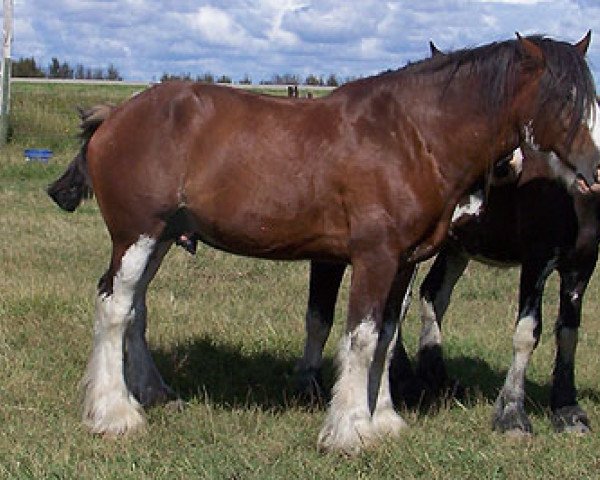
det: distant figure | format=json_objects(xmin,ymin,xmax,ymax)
[
  {"xmin": 176, "ymin": 233, "xmax": 198, "ymax": 255},
  {"xmin": 307, "ymin": 92, "xmax": 313, "ymax": 99}
]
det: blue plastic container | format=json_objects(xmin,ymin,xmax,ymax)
[{"xmin": 24, "ymin": 148, "xmax": 53, "ymax": 163}]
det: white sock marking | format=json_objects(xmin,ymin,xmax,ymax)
[{"xmin": 82, "ymin": 235, "xmax": 156, "ymax": 436}]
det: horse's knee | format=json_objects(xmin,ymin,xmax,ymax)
[{"xmin": 513, "ymin": 315, "xmax": 538, "ymax": 353}]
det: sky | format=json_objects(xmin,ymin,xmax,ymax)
[{"xmin": 4, "ymin": 0, "xmax": 600, "ymax": 84}]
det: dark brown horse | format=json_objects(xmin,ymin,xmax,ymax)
[{"xmin": 49, "ymin": 33, "xmax": 598, "ymax": 454}]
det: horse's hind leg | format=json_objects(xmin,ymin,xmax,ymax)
[
  {"xmin": 295, "ymin": 261, "xmax": 345, "ymax": 404},
  {"xmin": 414, "ymin": 244, "xmax": 468, "ymax": 400},
  {"xmin": 82, "ymin": 235, "xmax": 164, "ymax": 436},
  {"xmin": 550, "ymin": 258, "xmax": 596, "ymax": 433},
  {"xmin": 124, "ymin": 240, "xmax": 178, "ymax": 408}
]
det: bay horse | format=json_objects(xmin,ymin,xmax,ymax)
[
  {"xmin": 407, "ymin": 141, "xmax": 600, "ymax": 435},
  {"xmin": 48, "ymin": 33, "xmax": 599, "ymax": 455}
]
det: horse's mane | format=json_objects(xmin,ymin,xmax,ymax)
[{"xmin": 343, "ymin": 35, "xmax": 596, "ymax": 147}]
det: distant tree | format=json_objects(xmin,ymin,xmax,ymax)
[
  {"xmin": 74, "ymin": 64, "xmax": 85, "ymax": 79},
  {"xmin": 105, "ymin": 64, "xmax": 122, "ymax": 81},
  {"xmin": 263, "ymin": 73, "xmax": 300, "ymax": 85},
  {"xmin": 326, "ymin": 74, "xmax": 339, "ymax": 87},
  {"xmin": 47, "ymin": 57, "xmax": 73, "ymax": 79},
  {"xmin": 12, "ymin": 57, "xmax": 44, "ymax": 77},
  {"xmin": 92, "ymin": 68, "xmax": 104, "ymax": 80},
  {"xmin": 238, "ymin": 74, "xmax": 252, "ymax": 85},
  {"xmin": 197, "ymin": 72, "xmax": 215, "ymax": 84},
  {"xmin": 47, "ymin": 58, "xmax": 61, "ymax": 78},
  {"xmin": 161, "ymin": 72, "xmax": 194, "ymax": 82},
  {"xmin": 305, "ymin": 74, "xmax": 323, "ymax": 86},
  {"xmin": 343, "ymin": 75, "xmax": 361, "ymax": 84},
  {"xmin": 61, "ymin": 62, "xmax": 74, "ymax": 79},
  {"xmin": 216, "ymin": 74, "xmax": 232, "ymax": 84}
]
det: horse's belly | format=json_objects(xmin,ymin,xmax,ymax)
[{"xmin": 187, "ymin": 204, "xmax": 350, "ymax": 261}]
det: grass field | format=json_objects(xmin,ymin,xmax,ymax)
[{"xmin": 2, "ymin": 81, "xmax": 600, "ymax": 479}]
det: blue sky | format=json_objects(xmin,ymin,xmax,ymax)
[{"xmin": 5, "ymin": 0, "xmax": 600, "ymax": 84}]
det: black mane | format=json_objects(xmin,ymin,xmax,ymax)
[{"xmin": 351, "ymin": 35, "xmax": 597, "ymax": 147}]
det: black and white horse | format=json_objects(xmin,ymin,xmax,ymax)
[
  {"xmin": 408, "ymin": 143, "xmax": 600, "ymax": 435},
  {"xmin": 296, "ymin": 140, "xmax": 600, "ymax": 436}
]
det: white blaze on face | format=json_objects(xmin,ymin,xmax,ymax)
[{"xmin": 588, "ymin": 101, "xmax": 600, "ymax": 153}]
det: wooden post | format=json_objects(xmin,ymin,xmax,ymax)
[{"xmin": 0, "ymin": 0, "xmax": 13, "ymax": 146}]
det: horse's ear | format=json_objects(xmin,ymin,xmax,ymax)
[
  {"xmin": 516, "ymin": 32, "xmax": 544, "ymax": 65},
  {"xmin": 429, "ymin": 41, "xmax": 443, "ymax": 58},
  {"xmin": 574, "ymin": 30, "xmax": 592, "ymax": 56}
]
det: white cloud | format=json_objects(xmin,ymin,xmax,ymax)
[
  {"xmin": 188, "ymin": 6, "xmax": 246, "ymax": 47},
  {"xmin": 2, "ymin": 0, "xmax": 599, "ymax": 83}
]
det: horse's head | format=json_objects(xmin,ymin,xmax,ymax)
[{"xmin": 513, "ymin": 32, "xmax": 599, "ymax": 193}]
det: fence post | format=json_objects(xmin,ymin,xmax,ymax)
[{"xmin": 0, "ymin": 0, "xmax": 13, "ymax": 146}]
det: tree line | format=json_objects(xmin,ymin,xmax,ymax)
[
  {"xmin": 162, "ymin": 72, "xmax": 346, "ymax": 87},
  {"xmin": 12, "ymin": 56, "xmax": 354, "ymax": 86},
  {"xmin": 12, "ymin": 57, "xmax": 122, "ymax": 81}
]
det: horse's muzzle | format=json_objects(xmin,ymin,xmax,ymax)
[{"xmin": 575, "ymin": 165, "xmax": 600, "ymax": 195}]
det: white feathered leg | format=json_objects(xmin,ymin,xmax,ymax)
[
  {"xmin": 82, "ymin": 236, "xmax": 155, "ymax": 436},
  {"xmin": 317, "ymin": 318, "xmax": 380, "ymax": 455}
]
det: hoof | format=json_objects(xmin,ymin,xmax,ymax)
[
  {"xmin": 551, "ymin": 405, "xmax": 591, "ymax": 434},
  {"xmin": 294, "ymin": 367, "xmax": 329, "ymax": 407},
  {"xmin": 164, "ymin": 398, "xmax": 187, "ymax": 413},
  {"xmin": 372, "ymin": 406, "xmax": 408, "ymax": 437},
  {"xmin": 317, "ymin": 411, "xmax": 375, "ymax": 456},
  {"xmin": 135, "ymin": 384, "xmax": 178, "ymax": 408},
  {"xmin": 415, "ymin": 345, "xmax": 457, "ymax": 397},
  {"xmin": 443, "ymin": 379, "xmax": 466, "ymax": 402},
  {"xmin": 503, "ymin": 428, "xmax": 533, "ymax": 441},
  {"xmin": 492, "ymin": 401, "xmax": 533, "ymax": 435},
  {"xmin": 83, "ymin": 394, "xmax": 146, "ymax": 437}
]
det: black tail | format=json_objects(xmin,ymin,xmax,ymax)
[{"xmin": 47, "ymin": 104, "xmax": 114, "ymax": 212}]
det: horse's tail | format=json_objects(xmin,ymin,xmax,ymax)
[{"xmin": 47, "ymin": 104, "xmax": 115, "ymax": 212}]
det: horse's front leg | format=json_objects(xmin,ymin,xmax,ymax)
[
  {"xmin": 295, "ymin": 261, "xmax": 346, "ymax": 404},
  {"xmin": 550, "ymin": 256, "xmax": 597, "ymax": 433},
  {"xmin": 492, "ymin": 257, "xmax": 554, "ymax": 435},
  {"xmin": 317, "ymin": 250, "xmax": 408, "ymax": 455},
  {"xmin": 551, "ymin": 194, "xmax": 600, "ymax": 433}
]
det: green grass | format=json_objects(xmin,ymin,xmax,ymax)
[{"xmin": 1, "ymin": 81, "xmax": 600, "ymax": 479}]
